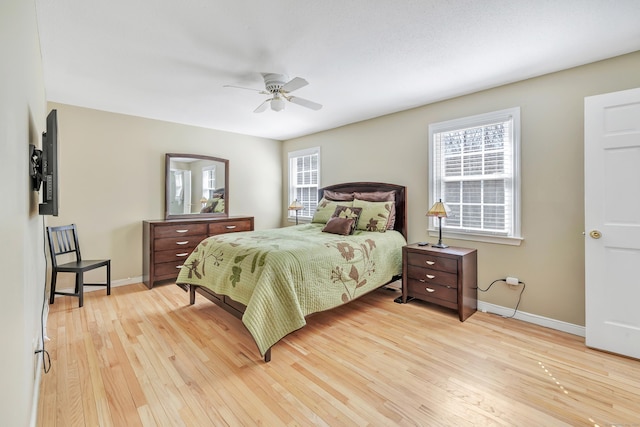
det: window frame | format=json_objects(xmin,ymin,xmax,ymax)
[
  {"xmin": 201, "ymin": 165, "xmax": 216, "ymax": 200},
  {"xmin": 428, "ymin": 107, "xmax": 522, "ymax": 246},
  {"xmin": 288, "ymin": 147, "xmax": 321, "ymax": 223}
]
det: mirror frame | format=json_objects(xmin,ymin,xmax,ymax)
[{"xmin": 165, "ymin": 153, "xmax": 229, "ymax": 220}]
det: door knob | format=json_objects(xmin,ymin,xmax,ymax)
[{"xmin": 589, "ymin": 230, "xmax": 602, "ymax": 239}]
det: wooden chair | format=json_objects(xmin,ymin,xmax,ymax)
[{"xmin": 47, "ymin": 224, "xmax": 111, "ymax": 307}]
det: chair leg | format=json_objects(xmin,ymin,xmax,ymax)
[
  {"xmin": 106, "ymin": 260, "xmax": 111, "ymax": 296},
  {"xmin": 49, "ymin": 271, "xmax": 57, "ymax": 304},
  {"xmin": 78, "ymin": 273, "xmax": 84, "ymax": 308}
]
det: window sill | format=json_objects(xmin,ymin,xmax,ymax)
[
  {"xmin": 427, "ymin": 230, "xmax": 523, "ymax": 246},
  {"xmin": 287, "ymin": 217, "xmax": 311, "ymax": 224}
]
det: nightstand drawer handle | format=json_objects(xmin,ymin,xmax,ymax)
[
  {"xmin": 425, "ymin": 287, "xmax": 435, "ymax": 293},
  {"xmin": 426, "ymin": 274, "xmax": 435, "ymax": 279},
  {"xmin": 176, "ymin": 252, "xmax": 189, "ymax": 257},
  {"xmin": 176, "ymin": 241, "xmax": 189, "ymax": 245},
  {"xmin": 425, "ymin": 260, "xmax": 435, "ymax": 265},
  {"xmin": 176, "ymin": 229, "xmax": 189, "ymax": 233},
  {"xmin": 176, "ymin": 265, "xmax": 184, "ymax": 269},
  {"xmin": 225, "ymin": 225, "xmax": 237, "ymax": 229}
]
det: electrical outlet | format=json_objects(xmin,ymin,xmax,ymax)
[{"xmin": 506, "ymin": 276, "xmax": 520, "ymax": 286}]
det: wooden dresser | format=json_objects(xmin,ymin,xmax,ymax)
[
  {"xmin": 142, "ymin": 216, "xmax": 254, "ymax": 288},
  {"xmin": 401, "ymin": 243, "xmax": 477, "ymax": 321}
]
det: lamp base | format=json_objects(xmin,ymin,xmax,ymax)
[{"xmin": 431, "ymin": 243, "xmax": 448, "ymax": 249}]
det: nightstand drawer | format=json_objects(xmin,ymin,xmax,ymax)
[
  {"xmin": 407, "ymin": 279, "xmax": 457, "ymax": 304},
  {"xmin": 407, "ymin": 265, "xmax": 457, "ymax": 288},
  {"xmin": 406, "ymin": 252, "xmax": 458, "ymax": 273}
]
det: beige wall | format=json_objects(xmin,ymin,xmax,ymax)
[
  {"xmin": 282, "ymin": 51, "xmax": 640, "ymax": 326},
  {"xmin": 0, "ymin": 0, "xmax": 47, "ymax": 425},
  {"xmin": 46, "ymin": 104, "xmax": 282, "ymax": 286}
]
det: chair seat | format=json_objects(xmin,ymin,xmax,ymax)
[{"xmin": 56, "ymin": 259, "xmax": 110, "ymax": 272}]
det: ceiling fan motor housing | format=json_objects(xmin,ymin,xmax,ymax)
[{"xmin": 263, "ymin": 73, "xmax": 287, "ymax": 93}]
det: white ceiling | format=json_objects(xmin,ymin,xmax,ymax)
[{"xmin": 35, "ymin": 0, "xmax": 640, "ymax": 141}]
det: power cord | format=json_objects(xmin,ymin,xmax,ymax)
[
  {"xmin": 478, "ymin": 278, "xmax": 526, "ymax": 319},
  {"xmin": 37, "ymin": 216, "xmax": 51, "ymax": 374}
]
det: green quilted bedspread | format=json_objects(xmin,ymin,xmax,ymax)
[{"xmin": 176, "ymin": 223, "xmax": 406, "ymax": 356}]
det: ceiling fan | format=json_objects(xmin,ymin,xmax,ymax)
[{"xmin": 224, "ymin": 73, "xmax": 322, "ymax": 113}]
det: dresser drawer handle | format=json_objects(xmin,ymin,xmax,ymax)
[
  {"xmin": 425, "ymin": 287, "xmax": 435, "ymax": 293},
  {"xmin": 426, "ymin": 274, "xmax": 435, "ymax": 279},
  {"xmin": 176, "ymin": 229, "xmax": 189, "ymax": 233},
  {"xmin": 425, "ymin": 260, "xmax": 435, "ymax": 265},
  {"xmin": 176, "ymin": 241, "xmax": 189, "ymax": 245},
  {"xmin": 225, "ymin": 225, "xmax": 237, "ymax": 229},
  {"xmin": 176, "ymin": 252, "xmax": 189, "ymax": 257}
]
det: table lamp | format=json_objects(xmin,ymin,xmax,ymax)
[
  {"xmin": 426, "ymin": 198, "xmax": 451, "ymax": 248},
  {"xmin": 288, "ymin": 199, "xmax": 304, "ymax": 225}
]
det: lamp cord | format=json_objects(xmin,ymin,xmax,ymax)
[
  {"xmin": 37, "ymin": 216, "xmax": 52, "ymax": 374},
  {"xmin": 478, "ymin": 278, "xmax": 526, "ymax": 319}
]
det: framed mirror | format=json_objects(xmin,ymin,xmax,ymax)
[{"xmin": 165, "ymin": 153, "xmax": 229, "ymax": 219}]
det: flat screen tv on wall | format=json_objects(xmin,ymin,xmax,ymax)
[{"xmin": 30, "ymin": 109, "xmax": 59, "ymax": 216}]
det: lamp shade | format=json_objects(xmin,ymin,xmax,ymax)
[
  {"xmin": 288, "ymin": 199, "xmax": 304, "ymax": 210},
  {"xmin": 426, "ymin": 199, "xmax": 451, "ymax": 218}
]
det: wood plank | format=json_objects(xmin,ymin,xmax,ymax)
[{"xmin": 36, "ymin": 282, "xmax": 640, "ymax": 426}]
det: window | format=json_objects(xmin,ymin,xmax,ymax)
[
  {"xmin": 429, "ymin": 107, "xmax": 522, "ymax": 245},
  {"xmin": 202, "ymin": 165, "xmax": 216, "ymax": 199},
  {"xmin": 288, "ymin": 147, "xmax": 320, "ymax": 222}
]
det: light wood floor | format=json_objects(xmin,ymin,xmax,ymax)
[{"xmin": 37, "ymin": 282, "xmax": 640, "ymax": 426}]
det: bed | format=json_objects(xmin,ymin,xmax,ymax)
[{"xmin": 176, "ymin": 182, "xmax": 407, "ymax": 361}]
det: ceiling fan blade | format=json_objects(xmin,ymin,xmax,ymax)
[
  {"xmin": 224, "ymin": 84, "xmax": 268, "ymax": 94},
  {"xmin": 253, "ymin": 100, "xmax": 269, "ymax": 113},
  {"xmin": 288, "ymin": 96, "xmax": 322, "ymax": 111},
  {"xmin": 281, "ymin": 77, "xmax": 308, "ymax": 93}
]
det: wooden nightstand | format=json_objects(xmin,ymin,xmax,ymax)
[{"xmin": 401, "ymin": 243, "xmax": 477, "ymax": 321}]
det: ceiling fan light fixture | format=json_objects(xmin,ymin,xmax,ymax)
[{"xmin": 271, "ymin": 96, "xmax": 285, "ymax": 112}]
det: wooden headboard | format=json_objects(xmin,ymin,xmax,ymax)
[{"xmin": 319, "ymin": 182, "xmax": 407, "ymax": 240}]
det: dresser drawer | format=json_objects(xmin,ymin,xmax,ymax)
[
  {"xmin": 407, "ymin": 265, "xmax": 457, "ymax": 288},
  {"xmin": 154, "ymin": 248, "xmax": 194, "ymax": 264},
  {"xmin": 154, "ymin": 235, "xmax": 205, "ymax": 251},
  {"xmin": 154, "ymin": 223, "xmax": 208, "ymax": 238},
  {"xmin": 407, "ymin": 279, "xmax": 457, "ymax": 304},
  {"xmin": 209, "ymin": 219, "xmax": 252, "ymax": 235},
  {"xmin": 406, "ymin": 251, "xmax": 458, "ymax": 273},
  {"xmin": 154, "ymin": 260, "xmax": 186, "ymax": 278}
]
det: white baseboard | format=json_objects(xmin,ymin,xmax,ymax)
[
  {"xmin": 52, "ymin": 276, "xmax": 143, "ymax": 295},
  {"xmin": 477, "ymin": 301, "xmax": 585, "ymax": 337}
]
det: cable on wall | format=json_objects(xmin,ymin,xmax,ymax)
[
  {"xmin": 478, "ymin": 278, "xmax": 526, "ymax": 319},
  {"xmin": 36, "ymin": 216, "xmax": 51, "ymax": 374}
]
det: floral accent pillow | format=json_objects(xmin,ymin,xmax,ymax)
[
  {"xmin": 331, "ymin": 205, "xmax": 362, "ymax": 234},
  {"xmin": 353, "ymin": 199, "xmax": 392, "ymax": 232},
  {"xmin": 312, "ymin": 198, "xmax": 352, "ymax": 224},
  {"xmin": 353, "ymin": 191, "xmax": 396, "ymax": 229}
]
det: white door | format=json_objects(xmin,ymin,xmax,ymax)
[{"xmin": 584, "ymin": 87, "xmax": 640, "ymax": 359}]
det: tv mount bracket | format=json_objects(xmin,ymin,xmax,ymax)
[{"xmin": 29, "ymin": 144, "xmax": 43, "ymax": 191}]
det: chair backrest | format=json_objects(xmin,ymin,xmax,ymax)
[{"xmin": 47, "ymin": 224, "xmax": 82, "ymax": 267}]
